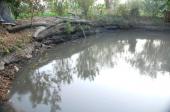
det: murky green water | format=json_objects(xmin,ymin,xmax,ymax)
[{"xmin": 2, "ymin": 30, "xmax": 170, "ymax": 112}]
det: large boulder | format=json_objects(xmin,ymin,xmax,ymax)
[{"xmin": 0, "ymin": 0, "xmax": 15, "ymax": 25}]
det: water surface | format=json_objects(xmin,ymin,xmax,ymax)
[{"xmin": 3, "ymin": 30, "xmax": 170, "ymax": 112}]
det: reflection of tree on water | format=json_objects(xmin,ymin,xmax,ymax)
[
  {"xmin": 76, "ymin": 44, "xmax": 116, "ymax": 80},
  {"xmin": 9, "ymin": 36, "xmax": 123, "ymax": 112},
  {"xmin": 10, "ymin": 31, "xmax": 170, "ymax": 112},
  {"xmin": 128, "ymin": 38, "xmax": 137, "ymax": 53},
  {"xmin": 129, "ymin": 39, "xmax": 170, "ymax": 78},
  {"xmin": 77, "ymin": 50, "xmax": 99, "ymax": 81},
  {"xmin": 11, "ymin": 70, "xmax": 62, "ymax": 112}
]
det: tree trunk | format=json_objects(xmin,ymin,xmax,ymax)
[
  {"xmin": 0, "ymin": 0, "xmax": 15, "ymax": 25},
  {"xmin": 165, "ymin": 11, "xmax": 170, "ymax": 22},
  {"xmin": 104, "ymin": 0, "xmax": 112, "ymax": 9}
]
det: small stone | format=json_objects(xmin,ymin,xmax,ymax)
[
  {"xmin": 25, "ymin": 54, "xmax": 32, "ymax": 59},
  {"xmin": 14, "ymin": 66, "xmax": 19, "ymax": 72},
  {"xmin": 0, "ymin": 61, "xmax": 5, "ymax": 70},
  {"xmin": 7, "ymin": 90, "xmax": 10, "ymax": 94}
]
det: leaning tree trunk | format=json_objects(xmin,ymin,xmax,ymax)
[{"xmin": 0, "ymin": 0, "xmax": 15, "ymax": 25}]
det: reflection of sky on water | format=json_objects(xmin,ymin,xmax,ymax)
[{"xmin": 6, "ymin": 31, "xmax": 170, "ymax": 112}]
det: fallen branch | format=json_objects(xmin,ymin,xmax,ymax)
[
  {"xmin": 55, "ymin": 16, "xmax": 94, "ymax": 26},
  {"xmin": 7, "ymin": 23, "xmax": 49, "ymax": 33},
  {"xmin": 33, "ymin": 18, "xmax": 95, "ymax": 41}
]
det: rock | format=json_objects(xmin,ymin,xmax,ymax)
[
  {"xmin": 25, "ymin": 54, "xmax": 32, "ymax": 59},
  {"xmin": 42, "ymin": 44, "xmax": 52, "ymax": 49},
  {"xmin": 14, "ymin": 66, "xmax": 19, "ymax": 72},
  {"xmin": 18, "ymin": 44, "xmax": 34, "ymax": 59},
  {"xmin": 0, "ymin": 16, "xmax": 4, "ymax": 22},
  {"xmin": 0, "ymin": 61, "xmax": 5, "ymax": 70},
  {"xmin": 0, "ymin": 1, "xmax": 16, "ymax": 25}
]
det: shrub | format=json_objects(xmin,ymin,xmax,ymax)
[
  {"xmin": 116, "ymin": 4, "xmax": 129, "ymax": 17},
  {"xmin": 65, "ymin": 22, "xmax": 74, "ymax": 34},
  {"xmin": 75, "ymin": 0, "xmax": 95, "ymax": 17},
  {"xmin": 55, "ymin": 0, "xmax": 68, "ymax": 16},
  {"xmin": 128, "ymin": 0, "xmax": 141, "ymax": 17},
  {"xmin": 143, "ymin": 0, "xmax": 163, "ymax": 17}
]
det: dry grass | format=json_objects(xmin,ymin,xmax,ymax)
[{"xmin": 0, "ymin": 26, "xmax": 32, "ymax": 55}]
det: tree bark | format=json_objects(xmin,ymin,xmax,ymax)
[
  {"xmin": 165, "ymin": 11, "xmax": 170, "ymax": 22},
  {"xmin": 7, "ymin": 23, "xmax": 49, "ymax": 33},
  {"xmin": 33, "ymin": 18, "xmax": 94, "ymax": 41},
  {"xmin": 104, "ymin": 0, "xmax": 113, "ymax": 9}
]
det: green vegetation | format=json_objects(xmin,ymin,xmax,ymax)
[
  {"xmin": 3, "ymin": 0, "xmax": 170, "ymax": 20},
  {"xmin": 66, "ymin": 22, "xmax": 74, "ymax": 34},
  {"xmin": 142, "ymin": 0, "xmax": 163, "ymax": 17},
  {"xmin": 76, "ymin": 0, "xmax": 95, "ymax": 17}
]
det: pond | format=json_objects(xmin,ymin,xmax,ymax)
[{"xmin": 1, "ymin": 30, "xmax": 170, "ymax": 112}]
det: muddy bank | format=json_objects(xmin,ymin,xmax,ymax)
[
  {"xmin": 0, "ymin": 64, "xmax": 18, "ymax": 103},
  {"xmin": 0, "ymin": 16, "xmax": 170, "ymax": 104},
  {"xmin": 0, "ymin": 42, "xmax": 41, "ymax": 103}
]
